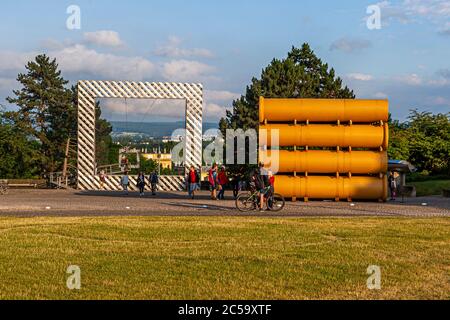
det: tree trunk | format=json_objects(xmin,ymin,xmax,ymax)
[{"xmin": 62, "ymin": 137, "xmax": 71, "ymax": 178}]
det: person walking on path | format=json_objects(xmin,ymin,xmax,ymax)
[
  {"xmin": 208, "ymin": 164, "xmax": 219, "ymax": 200},
  {"xmin": 217, "ymin": 166, "xmax": 228, "ymax": 200},
  {"xmin": 121, "ymin": 172, "xmax": 130, "ymax": 196},
  {"xmin": 187, "ymin": 166, "xmax": 200, "ymax": 199},
  {"xmin": 149, "ymin": 171, "xmax": 159, "ymax": 196},
  {"xmin": 137, "ymin": 172, "xmax": 146, "ymax": 196}
]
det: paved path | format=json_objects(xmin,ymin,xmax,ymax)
[{"xmin": 0, "ymin": 189, "xmax": 449, "ymax": 217}]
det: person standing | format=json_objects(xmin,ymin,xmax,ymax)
[
  {"xmin": 99, "ymin": 170, "xmax": 106, "ymax": 190},
  {"xmin": 252, "ymin": 164, "xmax": 269, "ymax": 212},
  {"xmin": 388, "ymin": 172, "xmax": 397, "ymax": 201},
  {"xmin": 187, "ymin": 166, "xmax": 200, "ymax": 199},
  {"xmin": 149, "ymin": 171, "xmax": 159, "ymax": 196},
  {"xmin": 121, "ymin": 172, "xmax": 129, "ymax": 196},
  {"xmin": 208, "ymin": 164, "xmax": 219, "ymax": 200},
  {"xmin": 217, "ymin": 166, "xmax": 228, "ymax": 200},
  {"xmin": 137, "ymin": 172, "xmax": 146, "ymax": 196}
]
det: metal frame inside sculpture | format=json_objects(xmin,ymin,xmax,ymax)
[{"xmin": 77, "ymin": 80, "xmax": 203, "ymax": 191}]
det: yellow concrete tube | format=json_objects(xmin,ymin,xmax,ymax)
[
  {"xmin": 260, "ymin": 123, "xmax": 389, "ymax": 149},
  {"xmin": 259, "ymin": 97, "xmax": 389, "ymax": 123},
  {"xmin": 260, "ymin": 150, "xmax": 388, "ymax": 174},
  {"xmin": 274, "ymin": 175, "xmax": 388, "ymax": 201}
]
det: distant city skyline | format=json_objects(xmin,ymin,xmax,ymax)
[{"xmin": 1, "ymin": 0, "xmax": 450, "ymax": 122}]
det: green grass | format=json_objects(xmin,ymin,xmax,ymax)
[
  {"xmin": 410, "ymin": 180, "xmax": 450, "ymax": 196},
  {"xmin": 0, "ymin": 217, "xmax": 449, "ymax": 300}
]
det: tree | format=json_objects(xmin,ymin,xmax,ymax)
[
  {"xmin": 6, "ymin": 54, "xmax": 75, "ymax": 175},
  {"xmin": 0, "ymin": 108, "xmax": 41, "ymax": 178},
  {"xmin": 220, "ymin": 43, "xmax": 355, "ymax": 173},
  {"xmin": 407, "ymin": 110, "xmax": 450, "ymax": 175}
]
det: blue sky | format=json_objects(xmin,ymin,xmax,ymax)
[{"xmin": 1, "ymin": 0, "xmax": 449, "ymax": 121}]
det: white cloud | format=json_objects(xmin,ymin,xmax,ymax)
[
  {"xmin": 154, "ymin": 36, "xmax": 214, "ymax": 58},
  {"xmin": 330, "ymin": 38, "xmax": 371, "ymax": 53},
  {"xmin": 204, "ymin": 103, "xmax": 229, "ymax": 121},
  {"xmin": 162, "ymin": 59, "xmax": 217, "ymax": 82},
  {"xmin": 346, "ymin": 73, "xmax": 374, "ymax": 81},
  {"xmin": 0, "ymin": 51, "xmax": 35, "ymax": 74},
  {"xmin": 373, "ymin": 92, "xmax": 388, "ymax": 99},
  {"xmin": 374, "ymin": 1, "xmax": 450, "ymax": 31},
  {"xmin": 204, "ymin": 90, "xmax": 240, "ymax": 101},
  {"xmin": 395, "ymin": 73, "xmax": 422, "ymax": 85},
  {"xmin": 83, "ymin": 30, "xmax": 125, "ymax": 48},
  {"xmin": 51, "ymin": 44, "xmax": 155, "ymax": 80}
]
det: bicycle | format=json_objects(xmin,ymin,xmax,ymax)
[{"xmin": 235, "ymin": 185, "xmax": 285, "ymax": 212}]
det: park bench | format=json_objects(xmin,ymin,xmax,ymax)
[
  {"xmin": 6, "ymin": 179, "xmax": 47, "ymax": 189},
  {"xmin": 399, "ymin": 185, "xmax": 416, "ymax": 203}
]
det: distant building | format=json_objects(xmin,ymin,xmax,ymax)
[
  {"xmin": 162, "ymin": 135, "xmax": 184, "ymax": 143},
  {"xmin": 143, "ymin": 153, "xmax": 172, "ymax": 170}
]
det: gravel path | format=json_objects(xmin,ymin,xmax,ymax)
[{"xmin": 0, "ymin": 189, "xmax": 449, "ymax": 217}]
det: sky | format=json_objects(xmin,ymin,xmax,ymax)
[{"xmin": 0, "ymin": 0, "xmax": 449, "ymax": 122}]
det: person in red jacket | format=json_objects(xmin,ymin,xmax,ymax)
[
  {"xmin": 268, "ymin": 170, "xmax": 275, "ymax": 195},
  {"xmin": 217, "ymin": 166, "xmax": 228, "ymax": 200},
  {"xmin": 187, "ymin": 166, "xmax": 200, "ymax": 199}
]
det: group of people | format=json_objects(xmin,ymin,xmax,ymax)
[
  {"xmin": 118, "ymin": 171, "xmax": 159, "ymax": 196},
  {"xmin": 207, "ymin": 164, "xmax": 230, "ymax": 200},
  {"xmin": 104, "ymin": 163, "xmax": 275, "ymax": 204}
]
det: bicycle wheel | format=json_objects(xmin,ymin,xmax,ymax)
[
  {"xmin": 267, "ymin": 193, "xmax": 285, "ymax": 212},
  {"xmin": 235, "ymin": 193, "xmax": 256, "ymax": 212}
]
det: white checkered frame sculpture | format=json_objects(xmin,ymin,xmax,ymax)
[{"xmin": 77, "ymin": 81, "xmax": 203, "ymax": 191}]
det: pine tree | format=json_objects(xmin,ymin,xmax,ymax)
[{"xmin": 7, "ymin": 54, "xmax": 75, "ymax": 175}]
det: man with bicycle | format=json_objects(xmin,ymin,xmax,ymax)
[{"xmin": 251, "ymin": 164, "xmax": 270, "ymax": 212}]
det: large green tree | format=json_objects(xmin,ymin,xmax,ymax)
[
  {"xmin": 0, "ymin": 107, "xmax": 41, "ymax": 178},
  {"xmin": 6, "ymin": 54, "xmax": 76, "ymax": 175}
]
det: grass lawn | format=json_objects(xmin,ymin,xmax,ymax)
[
  {"xmin": 0, "ymin": 216, "xmax": 448, "ymax": 300},
  {"xmin": 410, "ymin": 180, "xmax": 450, "ymax": 197}
]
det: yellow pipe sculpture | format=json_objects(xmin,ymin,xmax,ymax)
[
  {"xmin": 260, "ymin": 150, "xmax": 388, "ymax": 174},
  {"xmin": 260, "ymin": 123, "xmax": 389, "ymax": 149},
  {"xmin": 273, "ymin": 175, "xmax": 388, "ymax": 201},
  {"xmin": 259, "ymin": 97, "xmax": 389, "ymax": 123}
]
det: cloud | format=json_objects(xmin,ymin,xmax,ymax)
[
  {"xmin": 204, "ymin": 90, "xmax": 240, "ymax": 101},
  {"xmin": 373, "ymin": 1, "xmax": 450, "ymax": 31},
  {"xmin": 330, "ymin": 38, "xmax": 371, "ymax": 53},
  {"xmin": 394, "ymin": 73, "xmax": 423, "ymax": 86},
  {"xmin": 204, "ymin": 103, "xmax": 228, "ymax": 121},
  {"xmin": 83, "ymin": 30, "xmax": 125, "ymax": 48},
  {"xmin": 50, "ymin": 44, "xmax": 155, "ymax": 80},
  {"xmin": 154, "ymin": 36, "xmax": 214, "ymax": 58},
  {"xmin": 0, "ymin": 51, "xmax": 35, "ymax": 75},
  {"xmin": 373, "ymin": 92, "xmax": 389, "ymax": 99},
  {"xmin": 346, "ymin": 73, "xmax": 374, "ymax": 81},
  {"xmin": 162, "ymin": 59, "xmax": 217, "ymax": 82}
]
